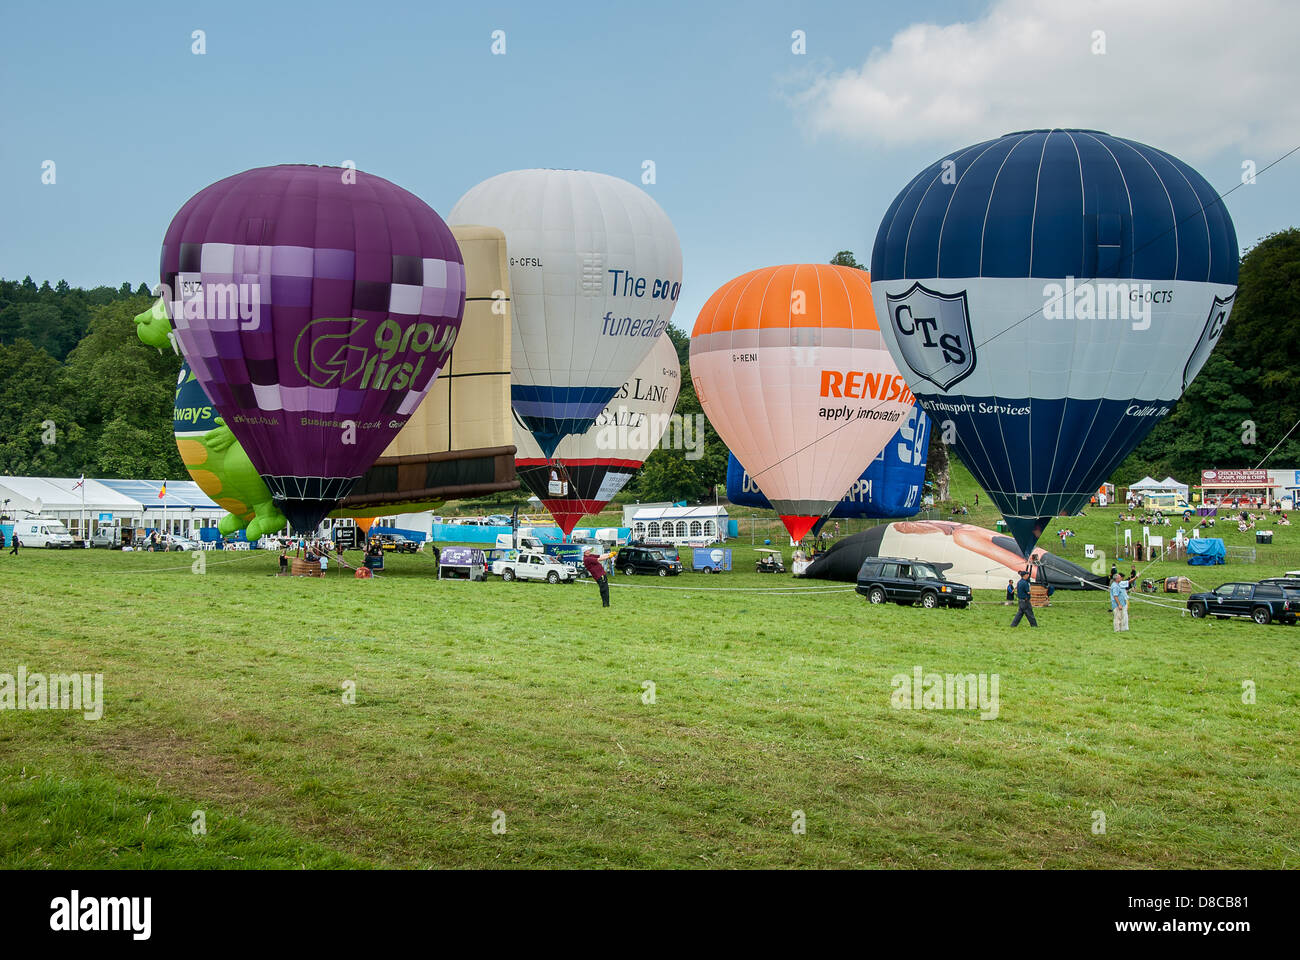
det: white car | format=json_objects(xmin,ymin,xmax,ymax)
[{"xmin": 493, "ymin": 551, "xmax": 576, "ymax": 584}]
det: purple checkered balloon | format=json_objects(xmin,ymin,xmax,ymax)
[{"xmin": 160, "ymin": 164, "xmax": 465, "ymax": 532}]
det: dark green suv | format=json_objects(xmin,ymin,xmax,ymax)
[
  {"xmin": 855, "ymin": 557, "xmax": 971, "ymax": 609},
  {"xmin": 614, "ymin": 546, "xmax": 682, "ymax": 576}
]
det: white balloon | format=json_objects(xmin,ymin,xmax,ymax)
[{"xmin": 449, "ymin": 169, "xmax": 682, "ymax": 457}]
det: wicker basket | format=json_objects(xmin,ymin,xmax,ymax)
[{"xmin": 291, "ymin": 558, "xmax": 322, "ymax": 577}]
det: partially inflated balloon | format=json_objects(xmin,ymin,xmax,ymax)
[
  {"xmin": 871, "ymin": 129, "xmax": 1238, "ymax": 555},
  {"xmin": 513, "ymin": 335, "xmax": 681, "ymax": 533},
  {"xmin": 448, "ymin": 169, "xmax": 682, "ymax": 457},
  {"xmin": 691, "ymin": 264, "xmax": 915, "ymax": 541},
  {"xmin": 159, "ymin": 164, "xmax": 465, "ymax": 532}
]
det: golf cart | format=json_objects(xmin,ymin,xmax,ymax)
[{"xmin": 755, "ymin": 548, "xmax": 785, "ymax": 573}]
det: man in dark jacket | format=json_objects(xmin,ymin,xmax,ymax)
[
  {"xmin": 1010, "ymin": 570, "xmax": 1037, "ymax": 627},
  {"xmin": 583, "ymin": 548, "xmax": 612, "ymax": 608}
]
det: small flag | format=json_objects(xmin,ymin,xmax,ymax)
[
  {"xmin": 158, "ymin": 482, "xmax": 167, "ymax": 499},
  {"xmin": 72, "ymin": 475, "xmax": 84, "ymax": 490}
]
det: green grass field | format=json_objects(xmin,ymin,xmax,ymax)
[{"xmin": 3, "ymin": 471, "xmax": 1299, "ymax": 869}]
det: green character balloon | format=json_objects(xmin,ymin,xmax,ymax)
[{"xmin": 136, "ymin": 302, "xmax": 287, "ymax": 538}]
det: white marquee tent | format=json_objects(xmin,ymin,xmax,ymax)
[{"xmin": 0, "ymin": 477, "xmax": 226, "ymax": 538}]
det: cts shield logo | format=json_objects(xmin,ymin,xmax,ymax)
[
  {"xmin": 1183, "ymin": 293, "xmax": 1236, "ymax": 390},
  {"xmin": 885, "ymin": 283, "xmax": 976, "ymax": 390}
]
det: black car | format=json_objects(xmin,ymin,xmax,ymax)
[
  {"xmin": 1187, "ymin": 582, "xmax": 1297, "ymax": 624},
  {"xmin": 855, "ymin": 557, "xmax": 972, "ymax": 609},
  {"xmin": 614, "ymin": 546, "xmax": 682, "ymax": 576},
  {"xmin": 372, "ymin": 534, "xmax": 419, "ymax": 554}
]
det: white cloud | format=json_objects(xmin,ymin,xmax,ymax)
[{"xmin": 793, "ymin": 0, "xmax": 1300, "ymax": 159}]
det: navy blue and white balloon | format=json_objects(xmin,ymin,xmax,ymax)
[{"xmin": 871, "ymin": 128, "xmax": 1238, "ymax": 556}]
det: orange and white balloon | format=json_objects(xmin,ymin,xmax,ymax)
[{"xmin": 690, "ymin": 264, "xmax": 915, "ymax": 541}]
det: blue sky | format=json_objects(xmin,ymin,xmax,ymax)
[{"xmin": 1, "ymin": 0, "xmax": 1295, "ymax": 333}]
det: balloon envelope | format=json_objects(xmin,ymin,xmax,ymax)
[
  {"xmin": 160, "ymin": 164, "xmax": 465, "ymax": 532},
  {"xmin": 871, "ymin": 129, "xmax": 1238, "ymax": 555},
  {"xmin": 800, "ymin": 522, "xmax": 1105, "ymax": 590},
  {"xmin": 727, "ymin": 401, "xmax": 929, "ymax": 519},
  {"xmin": 514, "ymin": 335, "xmax": 681, "ymax": 533},
  {"xmin": 449, "ymin": 169, "xmax": 682, "ymax": 457},
  {"xmin": 691, "ymin": 263, "xmax": 916, "ymax": 541}
]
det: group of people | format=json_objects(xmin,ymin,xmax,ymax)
[
  {"xmin": 278, "ymin": 538, "xmax": 345, "ymax": 576},
  {"xmin": 1235, "ymin": 508, "xmax": 1288, "ymax": 531}
]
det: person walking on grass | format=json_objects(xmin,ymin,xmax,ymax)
[
  {"xmin": 1010, "ymin": 569, "xmax": 1037, "ymax": 627},
  {"xmin": 8, "ymin": 534, "xmax": 19, "ymax": 555},
  {"xmin": 1110, "ymin": 571, "xmax": 1130, "ymax": 632},
  {"xmin": 582, "ymin": 547, "xmax": 613, "ymax": 608}
]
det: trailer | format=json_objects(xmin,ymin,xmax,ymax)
[{"xmin": 692, "ymin": 547, "xmax": 732, "ymax": 573}]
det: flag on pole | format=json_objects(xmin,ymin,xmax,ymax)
[
  {"xmin": 72, "ymin": 475, "xmax": 84, "ymax": 490},
  {"xmin": 158, "ymin": 482, "xmax": 167, "ymax": 499}
]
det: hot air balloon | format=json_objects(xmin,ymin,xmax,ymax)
[
  {"xmin": 448, "ymin": 169, "xmax": 682, "ymax": 457},
  {"xmin": 513, "ymin": 335, "xmax": 681, "ymax": 533},
  {"xmin": 871, "ymin": 129, "xmax": 1238, "ymax": 555},
  {"xmin": 727, "ymin": 401, "xmax": 929, "ymax": 519},
  {"xmin": 158, "ymin": 164, "xmax": 466, "ymax": 532},
  {"xmin": 691, "ymin": 263, "xmax": 916, "ymax": 542},
  {"xmin": 141, "ymin": 225, "xmax": 516, "ymax": 535}
]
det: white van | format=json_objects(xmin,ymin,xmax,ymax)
[
  {"xmin": 495, "ymin": 532, "xmax": 544, "ymax": 552},
  {"xmin": 17, "ymin": 517, "xmax": 75, "ymax": 548}
]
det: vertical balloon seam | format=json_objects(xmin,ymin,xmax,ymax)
[
  {"xmin": 1024, "ymin": 132, "xmax": 1052, "ymax": 278},
  {"xmin": 829, "ymin": 265, "xmax": 867, "ymax": 505},
  {"xmin": 961, "ymin": 143, "xmax": 1022, "ymax": 519},
  {"xmin": 746, "ymin": 267, "xmax": 786, "ymax": 505},
  {"xmin": 976, "ymin": 132, "xmax": 1033, "ymax": 278},
  {"xmin": 584, "ymin": 173, "xmax": 622, "ymax": 430},
  {"xmin": 556, "ymin": 172, "xmax": 580, "ymax": 442},
  {"xmin": 573, "ymin": 173, "xmax": 606, "ymax": 463}
]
